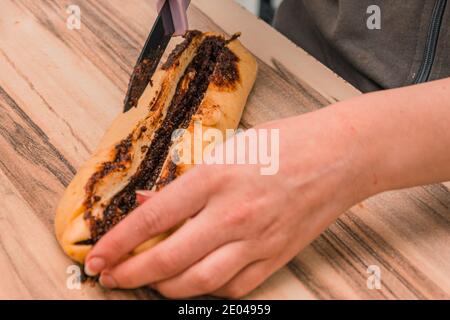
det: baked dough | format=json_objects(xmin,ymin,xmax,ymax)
[{"xmin": 55, "ymin": 31, "xmax": 258, "ymax": 264}]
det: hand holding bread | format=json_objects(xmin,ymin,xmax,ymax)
[{"xmin": 55, "ymin": 31, "xmax": 258, "ymax": 264}]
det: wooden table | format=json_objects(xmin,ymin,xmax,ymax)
[{"xmin": 0, "ymin": 0, "xmax": 449, "ymax": 300}]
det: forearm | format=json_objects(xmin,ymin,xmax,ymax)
[{"xmin": 334, "ymin": 77, "xmax": 450, "ymax": 194}]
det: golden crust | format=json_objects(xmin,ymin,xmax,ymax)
[{"xmin": 55, "ymin": 32, "xmax": 258, "ymax": 264}]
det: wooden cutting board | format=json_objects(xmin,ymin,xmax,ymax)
[{"xmin": 0, "ymin": 0, "xmax": 449, "ymax": 299}]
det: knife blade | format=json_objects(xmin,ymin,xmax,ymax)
[{"xmin": 123, "ymin": 0, "xmax": 175, "ymax": 112}]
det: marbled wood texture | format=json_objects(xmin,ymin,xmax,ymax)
[{"xmin": 0, "ymin": 0, "xmax": 448, "ymax": 299}]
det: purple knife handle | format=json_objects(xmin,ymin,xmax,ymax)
[
  {"xmin": 170, "ymin": 0, "xmax": 190, "ymax": 36},
  {"xmin": 157, "ymin": 0, "xmax": 190, "ymax": 36}
]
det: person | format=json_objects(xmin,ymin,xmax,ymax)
[{"xmin": 83, "ymin": 0, "xmax": 450, "ymax": 298}]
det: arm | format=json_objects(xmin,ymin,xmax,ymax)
[
  {"xmin": 340, "ymin": 77, "xmax": 450, "ymax": 191},
  {"xmin": 84, "ymin": 77, "xmax": 450, "ymax": 298}
]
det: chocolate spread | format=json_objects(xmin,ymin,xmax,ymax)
[
  {"xmin": 212, "ymin": 46, "xmax": 240, "ymax": 88},
  {"xmin": 162, "ymin": 30, "xmax": 202, "ymax": 70},
  {"xmin": 85, "ymin": 33, "xmax": 240, "ymax": 243},
  {"xmin": 124, "ymin": 58, "xmax": 156, "ymax": 112}
]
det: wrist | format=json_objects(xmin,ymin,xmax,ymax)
[
  {"xmin": 333, "ymin": 90, "xmax": 424, "ymax": 197},
  {"xmin": 330, "ymin": 99, "xmax": 392, "ymax": 201},
  {"xmin": 280, "ymin": 103, "xmax": 383, "ymax": 207}
]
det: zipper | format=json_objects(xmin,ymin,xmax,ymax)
[{"xmin": 414, "ymin": 0, "xmax": 447, "ymax": 84}]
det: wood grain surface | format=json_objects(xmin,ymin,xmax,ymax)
[{"xmin": 0, "ymin": 0, "xmax": 449, "ymax": 300}]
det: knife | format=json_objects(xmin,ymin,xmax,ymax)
[{"xmin": 123, "ymin": 0, "xmax": 190, "ymax": 112}]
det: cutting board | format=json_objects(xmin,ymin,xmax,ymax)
[{"xmin": 0, "ymin": 0, "xmax": 449, "ymax": 299}]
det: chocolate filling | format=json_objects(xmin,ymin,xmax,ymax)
[
  {"xmin": 84, "ymin": 135, "xmax": 133, "ymax": 207},
  {"xmin": 86, "ymin": 35, "xmax": 240, "ymax": 243},
  {"xmin": 162, "ymin": 30, "xmax": 202, "ymax": 70},
  {"xmin": 212, "ymin": 46, "xmax": 240, "ymax": 88},
  {"xmin": 124, "ymin": 58, "xmax": 156, "ymax": 112}
]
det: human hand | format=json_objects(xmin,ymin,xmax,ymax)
[{"xmin": 84, "ymin": 104, "xmax": 378, "ymax": 298}]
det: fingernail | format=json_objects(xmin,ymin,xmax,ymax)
[
  {"xmin": 136, "ymin": 190, "xmax": 154, "ymax": 204},
  {"xmin": 135, "ymin": 190, "xmax": 154, "ymax": 197},
  {"xmin": 84, "ymin": 257, "xmax": 106, "ymax": 276},
  {"xmin": 99, "ymin": 272, "xmax": 118, "ymax": 289}
]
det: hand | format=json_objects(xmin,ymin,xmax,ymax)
[
  {"xmin": 84, "ymin": 103, "xmax": 377, "ymax": 298},
  {"xmin": 85, "ymin": 78, "xmax": 450, "ymax": 298}
]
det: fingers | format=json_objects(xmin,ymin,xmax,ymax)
[
  {"xmin": 85, "ymin": 169, "xmax": 211, "ymax": 276},
  {"xmin": 153, "ymin": 241, "xmax": 262, "ymax": 298},
  {"xmin": 212, "ymin": 259, "xmax": 277, "ymax": 299},
  {"xmin": 98, "ymin": 208, "xmax": 234, "ymax": 289}
]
